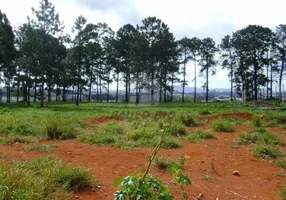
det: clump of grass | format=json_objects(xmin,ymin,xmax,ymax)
[
  {"xmin": 252, "ymin": 116, "xmax": 262, "ymax": 127},
  {"xmin": 161, "ymin": 137, "xmax": 182, "ymax": 149},
  {"xmin": 174, "ymin": 113, "xmax": 197, "ymax": 127},
  {"xmin": 46, "ymin": 121, "xmax": 78, "ymax": 140},
  {"xmin": 0, "ymin": 135, "xmax": 35, "ymax": 144},
  {"xmin": 167, "ymin": 121, "xmax": 187, "ymax": 136},
  {"xmin": 211, "ymin": 118, "xmax": 235, "ymax": 132},
  {"xmin": 276, "ymin": 158, "xmax": 286, "ymax": 169},
  {"xmin": 0, "ymin": 156, "xmax": 96, "ymax": 199},
  {"xmin": 184, "ymin": 129, "xmax": 215, "ymax": 142},
  {"xmin": 278, "ymin": 185, "xmax": 286, "ymax": 200},
  {"xmin": 100, "ymin": 120, "xmax": 125, "ymax": 135},
  {"xmin": 199, "ymin": 111, "xmax": 212, "ymax": 115},
  {"xmin": 201, "ymin": 174, "xmax": 215, "ymax": 182},
  {"xmin": 237, "ymin": 128, "xmax": 280, "ymax": 146},
  {"xmin": 252, "ymin": 144, "xmax": 281, "ymax": 158},
  {"xmin": 26, "ymin": 144, "xmax": 58, "ymax": 152},
  {"xmin": 78, "ymin": 133, "xmax": 119, "ymax": 145},
  {"xmin": 279, "ymin": 124, "xmax": 286, "ymax": 129}
]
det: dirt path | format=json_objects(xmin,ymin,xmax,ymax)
[{"xmin": 0, "ymin": 125, "xmax": 285, "ymax": 200}]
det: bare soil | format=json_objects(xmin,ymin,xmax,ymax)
[{"xmin": 1, "ymin": 114, "xmax": 286, "ymax": 200}]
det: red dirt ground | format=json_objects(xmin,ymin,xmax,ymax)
[
  {"xmin": 86, "ymin": 116, "xmax": 124, "ymax": 125},
  {"xmin": 1, "ymin": 123, "xmax": 286, "ymax": 199},
  {"xmin": 201, "ymin": 112, "xmax": 254, "ymax": 121}
]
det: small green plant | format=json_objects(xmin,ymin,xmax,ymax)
[
  {"xmin": 25, "ymin": 144, "xmax": 58, "ymax": 152},
  {"xmin": 175, "ymin": 113, "xmax": 197, "ymax": 127},
  {"xmin": 201, "ymin": 174, "xmax": 215, "ymax": 182},
  {"xmin": 211, "ymin": 118, "xmax": 235, "ymax": 132},
  {"xmin": 0, "ymin": 135, "xmax": 35, "ymax": 144},
  {"xmin": 114, "ymin": 125, "xmax": 190, "ymax": 200},
  {"xmin": 154, "ymin": 156, "xmax": 174, "ymax": 170},
  {"xmin": 278, "ymin": 185, "xmax": 286, "ymax": 200},
  {"xmin": 100, "ymin": 121, "xmax": 125, "ymax": 135},
  {"xmin": 184, "ymin": 129, "xmax": 215, "ymax": 142},
  {"xmin": 252, "ymin": 116, "xmax": 262, "ymax": 127},
  {"xmin": 252, "ymin": 144, "xmax": 281, "ymax": 158},
  {"xmin": 167, "ymin": 121, "xmax": 187, "ymax": 136},
  {"xmin": 78, "ymin": 133, "xmax": 119, "ymax": 145}
]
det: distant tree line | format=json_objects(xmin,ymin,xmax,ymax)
[{"xmin": 0, "ymin": 0, "xmax": 285, "ymax": 106}]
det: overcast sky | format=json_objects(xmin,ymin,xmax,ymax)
[{"xmin": 1, "ymin": 0, "xmax": 286, "ymax": 90}]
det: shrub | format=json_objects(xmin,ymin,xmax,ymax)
[
  {"xmin": 252, "ymin": 144, "xmax": 281, "ymax": 158},
  {"xmin": 211, "ymin": 118, "xmax": 235, "ymax": 132},
  {"xmin": 161, "ymin": 137, "xmax": 182, "ymax": 149},
  {"xmin": 237, "ymin": 128, "xmax": 280, "ymax": 145},
  {"xmin": 184, "ymin": 129, "xmax": 215, "ymax": 142},
  {"xmin": 167, "ymin": 121, "xmax": 187, "ymax": 136}
]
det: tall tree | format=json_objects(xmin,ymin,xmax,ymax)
[
  {"xmin": 276, "ymin": 24, "xmax": 286, "ymax": 101},
  {"xmin": 0, "ymin": 10, "xmax": 16, "ymax": 103},
  {"xmin": 178, "ymin": 37, "xmax": 192, "ymax": 102},
  {"xmin": 199, "ymin": 38, "xmax": 218, "ymax": 102}
]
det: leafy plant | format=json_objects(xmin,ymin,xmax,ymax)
[{"xmin": 114, "ymin": 124, "xmax": 190, "ymax": 200}]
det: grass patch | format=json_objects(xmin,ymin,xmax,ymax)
[
  {"xmin": 278, "ymin": 185, "xmax": 286, "ymax": 200},
  {"xmin": 174, "ymin": 112, "xmax": 198, "ymax": 127},
  {"xmin": 25, "ymin": 144, "xmax": 58, "ymax": 152},
  {"xmin": 252, "ymin": 116, "xmax": 262, "ymax": 127},
  {"xmin": 0, "ymin": 156, "xmax": 96, "ymax": 199},
  {"xmin": 276, "ymin": 158, "xmax": 286, "ymax": 169},
  {"xmin": 237, "ymin": 128, "xmax": 280, "ymax": 146},
  {"xmin": 252, "ymin": 144, "xmax": 281, "ymax": 158},
  {"xmin": 211, "ymin": 118, "xmax": 235, "ymax": 132},
  {"xmin": 184, "ymin": 129, "xmax": 215, "ymax": 142},
  {"xmin": 154, "ymin": 156, "xmax": 176, "ymax": 170},
  {"xmin": 46, "ymin": 121, "xmax": 79, "ymax": 140},
  {"xmin": 0, "ymin": 135, "xmax": 36, "ymax": 144},
  {"xmin": 100, "ymin": 120, "xmax": 125, "ymax": 135}
]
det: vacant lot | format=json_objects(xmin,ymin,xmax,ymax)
[{"xmin": 0, "ymin": 102, "xmax": 286, "ymax": 200}]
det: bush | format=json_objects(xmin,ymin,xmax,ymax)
[
  {"xmin": 0, "ymin": 156, "xmax": 95, "ymax": 199},
  {"xmin": 237, "ymin": 128, "xmax": 280, "ymax": 146},
  {"xmin": 184, "ymin": 129, "xmax": 215, "ymax": 142},
  {"xmin": 211, "ymin": 118, "xmax": 235, "ymax": 132},
  {"xmin": 167, "ymin": 121, "xmax": 187, "ymax": 136},
  {"xmin": 252, "ymin": 144, "xmax": 281, "ymax": 158},
  {"xmin": 161, "ymin": 137, "xmax": 182, "ymax": 149},
  {"xmin": 100, "ymin": 120, "xmax": 125, "ymax": 135}
]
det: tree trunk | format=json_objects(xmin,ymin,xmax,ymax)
[
  {"xmin": 16, "ymin": 77, "xmax": 20, "ymax": 103},
  {"xmin": 206, "ymin": 68, "xmax": 209, "ymax": 102},
  {"xmin": 279, "ymin": 60, "xmax": 285, "ymax": 101},
  {"xmin": 136, "ymin": 72, "xmax": 139, "ymax": 104},
  {"xmin": 125, "ymin": 73, "xmax": 128, "ymax": 103},
  {"xmin": 6, "ymin": 74, "xmax": 10, "ymax": 103},
  {"xmin": 28, "ymin": 74, "xmax": 31, "ymax": 107},
  {"xmin": 171, "ymin": 72, "xmax": 174, "ymax": 102},
  {"xmin": 62, "ymin": 86, "xmax": 66, "ymax": 102},
  {"xmin": 254, "ymin": 63, "xmax": 258, "ymax": 100},
  {"xmin": 76, "ymin": 84, "xmax": 80, "ymax": 106},
  {"xmin": 151, "ymin": 70, "xmax": 154, "ymax": 105},
  {"xmin": 99, "ymin": 77, "xmax": 102, "ymax": 103},
  {"xmin": 116, "ymin": 73, "xmax": 119, "ymax": 103},
  {"xmin": 48, "ymin": 82, "xmax": 52, "ymax": 102},
  {"xmin": 40, "ymin": 75, "xmax": 44, "ymax": 108},
  {"xmin": 96, "ymin": 74, "xmax": 99, "ymax": 102},
  {"xmin": 182, "ymin": 52, "xmax": 186, "ymax": 102},
  {"xmin": 230, "ymin": 52, "xmax": 233, "ymax": 101},
  {"xmin": 33, "ymin": 80, "xmax": 37, "ymax": 102},
  {"xmin": 194, "ymin": 57, "xmax": 197, "ymax": 102},
  {"xmin": 270, "ymin": 63, "xmax": 273, "ymax": 98},
  {"xmin": 89, "ymin": 77, "xmax": 92, "ymax": 102}
]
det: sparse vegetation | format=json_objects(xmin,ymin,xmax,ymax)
[
  {"xmin": 252, "ymin": 144, "xmax": 281, "ymax": 158},
  {"xmin": 237, "ymin": 128, "xmax": 280, "ymax": 145},
  {"xmin": 211, "ymin": 118, "xmax": 235, "ymax": 132},
  {"xmin": 25, "ymin": 144, "xmax": 59, "ymax": 152},
  {"xmin": 0, "ymin": 156, "xmax": 96, "ymax": 199},
  {"xmin": 201, "ymin": 174, "xmax": 215, "ymax": 182},
  {"xmin": 276, "ymin": 158, "xmax": 286, "ymax": 169},
  {"xmin": 252, "ymin": 116, "xmax": 262, "ymax": 127},
  {"xmin": 184, "ymin": 129, "xmax": 215, "ymax": 142},
  {"xmin": 278, "ymin": 185, "xmax": 286, "ymax": 200}
]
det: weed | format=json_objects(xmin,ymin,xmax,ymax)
[
  {"xmin": 154, "ymin": 156, "xmax": 175, "ymax": 170},
  {"xmin": 211, "ymin": 118, "xmax": 235, "ymax": 132},
  {"xmin": 46, "ymin": 121, "xmax": 78, "ymax": 140},
  {"xmin": 100, "ymin": 121, "xmax": 125, "ymax": 135},
  {"xmin": 252, "ymin": 144, "xmax": 281, "ymax": 158},
  {"xmin": 184, "ymin": 129, "xmax": 215, "ymax": 142},
  {"xmin": 0, "ymin": 135, "xmax": 35, "ymax": 144},
  {"xmin": 175, "ymin": 112, "xmax": 197, "ymax": 127},
  {"xmin": 161, "ymin": 137, "xmax": 182, "ymax": 149}
]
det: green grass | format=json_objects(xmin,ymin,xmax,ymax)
[
  {"xmin": 154, "ymin": 156, "xmax": 176, "ymax": 170},
  {"xmin": 211, "ymin": 118, "xmax": 235, "ymax": 132},
  {"xmin": 0, "ymin": 156, "xmax": 96, "ymax": 200},
  {"xmin": 25, "ymin": 144, "xmax": 59, "ymax": 152},
  {"xmin": 276, "ymin": 158, "xmax": 286, "ymax": 169},
  {"xmin": 237, "ymin": 128, "xmax": 280, "ymax": 146},
  {"xmin": 184, "ymin": 129, "xmax": 215, "ymax": 142},
  {"xmin": 252, "ymin": 144, "xmax": 281, "ymax": 158},
  {"xmin": 0, "ymin": 135, "xmax": 37, "ymax": 144},
  {"xmin": 252, "ymin": 116, "xmax": 262, "ymax": 127},
  {"xmin": 278, "ymin": 185, "xmax": 286, "ymax": 200}
]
